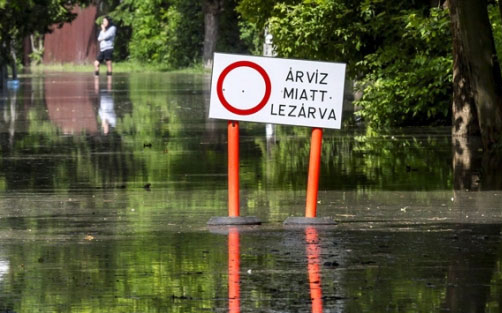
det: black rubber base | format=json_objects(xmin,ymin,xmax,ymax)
[
  {"xmin": 283, "ymin": 217, "xmax": 337, "ymax": 225},
  {"xmin": 207, "ymin": 216, "xmax": 261, "ymax": 226}
]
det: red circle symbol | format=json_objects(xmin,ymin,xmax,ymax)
[{"xmin": 216, "ymin": 61, "xmax": 272, "ymax": 115}]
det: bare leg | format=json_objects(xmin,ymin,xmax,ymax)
[
  {"xmin": 106, "ymin": 60, "xmax": 112, "ymax": 75},
  {"xmin": 102, "ymin": 120, "xmax": 110, "ymax": 135},
  {"xmin": 94, "ymin": 60, "xmax": 100, "ymax": 75}
]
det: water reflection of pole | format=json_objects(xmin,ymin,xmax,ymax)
[
  {"xmin": 228, "ymin": 227, "xmax": 241, "ymax": 313},
  {"xmin": 305, "ymin": 227, "xmax": 323, "ymax": 313},
  {"xmin": 265, "ymin": 123, "xmax": 275, "ymax": 155},
  {"xmin": 263, "ymin": 26, "xmax": 276, "ymax": 156},
  {"xmin": 8, "ymin": 88, "xmax": 17, "ymax": 148}
]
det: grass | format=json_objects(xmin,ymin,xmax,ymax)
[{"xmin": 29, "ymin": 61, "xmax": 209, "ymax": 74}]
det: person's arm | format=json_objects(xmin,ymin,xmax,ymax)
[{"xmin": 98, "ymin": 26, "xmax": 116, "ymax": 41}]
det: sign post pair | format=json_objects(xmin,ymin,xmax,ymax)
[{"xmin": 207, "ymin": 53, "xmax": 346, "ymax": 226}]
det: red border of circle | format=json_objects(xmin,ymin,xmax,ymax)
[{"xmin": 216, "ymin": 61, "xmax": 272, "ymax": 115}]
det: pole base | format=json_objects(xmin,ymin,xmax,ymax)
[
  {"xmin": 207, "ymin": 216, "xmax": 261, "ymax": 226},
  {"xmin": 283, "ymin": 217, "xmax": 337, "ymax": 225}
]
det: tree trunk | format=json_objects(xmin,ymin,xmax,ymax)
[
  {"xmin": 453, "ymin": 136, "xmax": 482, "ymax": 191},
  {"xmin": 0, "ymin": 64, "xmax": 6, "ymax": 89},
  {"xmin": 449, "ymin": 0, "xmax": 502, "ymax": 148},
  {"xmin": 202, "ymin": 0, "xmax": 223, "ymax": 68},
  {"xmin": 0, "ymin": 41, "xmax": 10, "ymax": 85}
]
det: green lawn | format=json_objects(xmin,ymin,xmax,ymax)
[{"xmin": 29, "ymin": 61, "xmax": 209, "ymax": 74}]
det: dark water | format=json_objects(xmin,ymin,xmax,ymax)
[{"xmin": 0, "ymin": 72, "xmax": 501, "ymax": 312}]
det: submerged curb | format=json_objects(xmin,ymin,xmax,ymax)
[
  {"xmin": 207, "ymin": 216, "xmax": 262, "ymax": 225},
  {"xmin": 283, "ymin": 217, "xmax": 337, "ymax": 225}
]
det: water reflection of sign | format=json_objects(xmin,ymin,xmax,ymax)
[{"xmin": 209, "ymin": 53, "xmax": 346, "ymax": 129}]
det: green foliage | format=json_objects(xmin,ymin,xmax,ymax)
[
  {"xmin": 236, "ymin": 0, "xmax": 297, "ymax": 55},
  {"xmin": 489, "ymin": 3, "xmax": 502, "ymax": 65},
  {"xmin": 107, "ymin": 0, "xmax": 247, "ymax": 67},
  {"xmin": 247, "ymin": 0, "xmax": 453, "ymax": 128},
  {"xmin": 236, "ymin": 0, "xmax": 278, "ymax": 27},
  {"xmin": 109, "ymin": 0, "xmax": 203, "ymax": 68},
  {"xmin": 0, "ymin": 0, "xmax": 91, "ymax": 72},
  {"xmin": 0, "ymin": 0, "xmax": 90, "ymax": 37},
  {"xmin": 237, "ymin": 19, "xmax": 263, "ymax": 55},
  {"xmin": 355, "ymin": 8, "xmax": 453, "ymax": 127},
  {"xmin": 216, "ymin": 0, "xmax": 250, "ymax": 54},
  {"xmin": 269, "ymin": 1, "xmax": 357, "ymax": 63}
]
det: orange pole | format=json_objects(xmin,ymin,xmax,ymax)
[
  {"xmin": 228, "ymin": 121, "xmax": 240, "ymax": 217},
  {"xmin": 306, "ymin": 227, "xmax": 323, "ymax": 313},
  {"xmin": 228, "ymin": 227, "xmax": 241, "ymax": 313},
  {"xmin": 306, "ymin": 128, "xmax": 323, "ymax": 218}
]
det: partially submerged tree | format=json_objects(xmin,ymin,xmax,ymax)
[{"xmin": 448, "ymin": 0, "xmax": 502, "ymax": 148}]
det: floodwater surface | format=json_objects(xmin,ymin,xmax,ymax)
[{"xmin": 0, "ymin": 72, "xmax": 501, "ymax": 312}]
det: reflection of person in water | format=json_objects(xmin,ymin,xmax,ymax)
[{"xmin": 95, "ymin": 76, "xmax": 116, "ymax": 135}]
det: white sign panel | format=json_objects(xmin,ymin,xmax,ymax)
[{"xmin": 209, "ymin": 53, "xmax": 346, "ymax": 129}]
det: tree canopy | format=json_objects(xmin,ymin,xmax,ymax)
[
  {"xmin": 236, "ymin": 0, "xmax": 454, "ymax": 127},
  {"xmin": 0, "ymin": 0, "xmax": 91, "ymax": 81}
]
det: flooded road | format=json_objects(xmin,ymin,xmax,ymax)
[{"xmin": 0, "ymin": 72, "xmax": 501, "ymax": 312}]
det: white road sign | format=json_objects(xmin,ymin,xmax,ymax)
[{"xmin": 209, "ymin": 53, "xmax": 346, "ymax": 129}]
